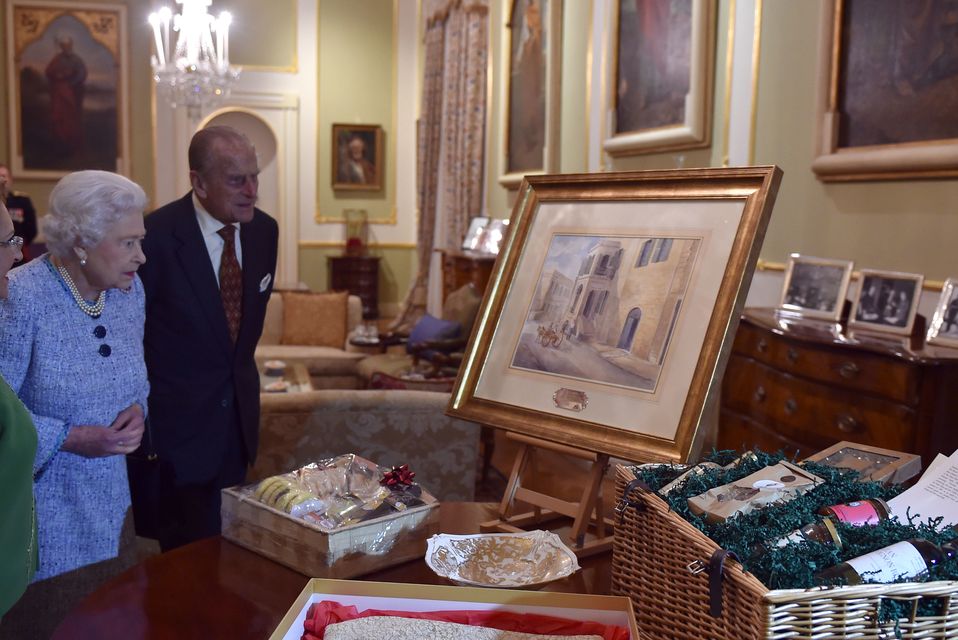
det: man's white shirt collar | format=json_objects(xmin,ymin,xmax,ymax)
[{"xmin": 193, "ymin": 193, "xmax": 239, "ymax": 237}]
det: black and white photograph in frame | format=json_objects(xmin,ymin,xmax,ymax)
[
  {"xmin": 779, "ymin": 254, "xmax": 853, "ymax": 321},
  {"xmin": 927, "ymin": 277, "xmax": 958, "ymax": 347},
  {"xmin": 848, "ymin": 269, "xmax": 924, "ymax": 336},
  {"xmin": 462, "ymin": 216, "xmax": 490, "ymax": 251}
]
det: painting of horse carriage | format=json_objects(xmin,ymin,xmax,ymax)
[{"xmin": 510, "ymin": 233, "xmax": 701, "ymax": 393}]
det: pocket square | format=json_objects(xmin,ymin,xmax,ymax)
[{"xmin": 259, "ymin": 273, "xmax": 272, "ymax": 293}]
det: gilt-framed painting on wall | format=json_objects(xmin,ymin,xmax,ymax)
[
  {"xmin": 5, "ymin": 0, "xmax": 130, "ymax": 178},
  {"xmin": 603, "ymin": 0, "xmax": 715, "ymax": 158},
  {"xmin": 499, "ymin": 0, "xmax": 562, "ymax": 188},
  {"xmin": 812, "ymin": 0, "xmax": 958, "ymax": 181},
  {"xmin": 331, "ymin": 124, "xmax": 384, "ymax": 191},
  {"xmin": 448, "ymin": 166, "xmax": 782, "ymax": 464}
]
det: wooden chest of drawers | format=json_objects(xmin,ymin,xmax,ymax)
[
  {"xmin": 327, "ymin": 256, "xmax": 380, "ymax": 319},
  {"xmin": 718, "ymin": 308, "xmax": 958, "ymax": 463}
]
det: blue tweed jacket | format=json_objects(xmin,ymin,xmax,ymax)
[{"xmin": 0, "ymin": 256, "xmax": 149, "ymax": 580}]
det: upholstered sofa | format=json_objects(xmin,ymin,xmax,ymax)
[
  {"xmin": 255, "ymin": 291, "xmax": 367, "ymax": 389},
  {"xmin": 252, "ymin": 390, "xmax": 480, "ymax": 501}
]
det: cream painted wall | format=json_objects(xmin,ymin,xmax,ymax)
[
  {"xmin": 315, "ymin": 0, "xmax": 394, "ymax": 224},
  {"xmin": 299, "ymin": 0, "xmax": 418, "ymax": 309},
  {"xmin": 754, "ymin": 1, "xmax": 958, "ymax": 282}
]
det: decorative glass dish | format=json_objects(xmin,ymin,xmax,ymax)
[{"xmin": 425, "ymin": 530, "xmax": 580, "ymax": 589}]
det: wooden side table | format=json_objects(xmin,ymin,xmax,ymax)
[
  {"xmin": 328, "ymin": 255, "xmax": 380, "ymax": 319},
  {"xmin": 718, "ymin": 307, "xmax": 958, "ymax": 461},
  {"xmin": 439, "ymin": 249, "xmax": 496, "ymax": 303}
]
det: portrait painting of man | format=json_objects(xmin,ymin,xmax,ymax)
[
  {"xmin": 7, "ymin": 1, "xmax": 127, "ymax": 177},
  {"xmin": 332, "ymin": 124, "xmax": 384, "ymax": 191}
]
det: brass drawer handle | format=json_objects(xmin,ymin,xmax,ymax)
[
  {"xmin": 836, "ymin": 414, "xmax": 860, "ymax": 433},
  {"xmin": 839, "ymin": 362, "xmax": 860, "ymax": 379},
  {"xmin": 786, "ymin": 348, "xmax": 799, "ymax": 364},
  {"xmin": 784, "ymin": 398, "xmax": 798, "ymax": 415},
  {"xmin": 756, "ymin": 339, "xmax": 768, "ymax": 353},
  {"xmin": 753, "ymin": 386, "xmax": 766, "ymax": 402}
]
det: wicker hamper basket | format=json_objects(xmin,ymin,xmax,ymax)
[{"xmin": 611, "ymin": 466, "xmax": 958, "ymax": 639}]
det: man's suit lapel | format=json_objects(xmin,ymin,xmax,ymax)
[
  {"xmin": 171, "ymin": 197, "xmax": 234, "ymax": 353},
  {"xmin": 237, "ymin": 218, "xmax": 269, "ymax": 350}
]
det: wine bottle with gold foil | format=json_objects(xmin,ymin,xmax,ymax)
[{"xmin": 816, "ymin": 538, "xmax": 958, "ymax": 585}]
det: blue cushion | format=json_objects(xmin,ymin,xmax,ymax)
[{"xmin": 407, "ymin": 314, "xmax": 461, "ymax": 353}]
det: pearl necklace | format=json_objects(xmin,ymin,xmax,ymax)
[{"xmin": 56, "ymin": 262, "xmax": 105, "ymax": 318}]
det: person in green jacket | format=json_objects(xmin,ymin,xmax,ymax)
[{"xmin": 0, "ymin": 200, "xmax": 36, "ymax": 619}]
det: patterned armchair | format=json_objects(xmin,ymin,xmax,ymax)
[{"xmin": 252, "ymin": 389, "xmax": 480, "ymax": 501}]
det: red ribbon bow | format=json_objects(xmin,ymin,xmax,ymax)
[{"xmin": 381, "ymin": 464, "xmax": 416, "ymax": 489}]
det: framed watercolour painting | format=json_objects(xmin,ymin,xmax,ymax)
[
  {"xmin": 499, "ymin": 0, "xmax": 562, "ymax": 188},
  {"xmin": 778, "ymin": 254, "xmax": 853, "ymax": 321},
  {"xmin": 5, "ymin": 0, "xmax": 130, "ymax": 178},
  {"xmin": 448, "ymin": 166, "xmax": 782, "ymax": 464},
  {"xmin": 603, "ymin": 0, "xmax": 715, "ymax": 157},
  {"xmin": 848, "ymin": 269, "xmax": 924, "ymax": 336},
  {"xmin": 812, "ymin": 0, "xmax": 958, "ymax": 181},
  {"xmin": 927, "ymin": 278, "xmax": 958, "ymax": 347},
  {"xmin": 332, "ymin": 124, "xmax": 383, "ymax": 191}
]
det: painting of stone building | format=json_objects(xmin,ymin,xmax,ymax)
[{"xmin": 511, "ymin": 233, "xmax": 701, "ymax": 392}]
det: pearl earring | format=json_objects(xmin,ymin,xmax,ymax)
[{"xmin": 80, "ymin": 258, "xmax": 87, "ymax": 266}]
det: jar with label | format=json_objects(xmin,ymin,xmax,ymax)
[
  {"xmin": 816, "ymin": 538, "xmax": 958, "ymax": 585},
  {"xmin": 754, "ymin": 499, "xmax": 892, "ymax": 556}
]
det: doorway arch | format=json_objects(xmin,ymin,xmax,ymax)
[{"xmin": 617, "ymin": 307, "xmax": 642, "ymax": 350}]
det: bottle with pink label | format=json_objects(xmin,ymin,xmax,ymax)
[{"xmin": 754, "ymin": 498, "xmax": 892, "ymax": 556}]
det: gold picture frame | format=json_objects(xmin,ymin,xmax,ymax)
[
  {"xmin": 779, "ymin": 254, "xmax": 853, "ymax": 322},
  {"xmin": 927, "ymin": 277, "xmax": 958, "ymax": 347},
  {"xmin": 448, "ymin": 166, "xmax": 782, "ymax": 464},
  {"xmin": 848, "ymin": 269, "xmax": 924, "ymax": 336},
  {"xmin": 5, "ymin": 0, "xmax": 130, "ymax": 178},
  {"xmin": 603, "ymin": 0, "xmax": 716, "ymax": 158},
  {"xmin": 498, "ymin": 0, "xmax": 563, "ymax": 188},
  {"xmin": 331, "ymin": 123, "xmax": 384, "ymax": 191},
  {"xmin": 812, "ymin": 0, "xmax": 958, "ymax": 182}
]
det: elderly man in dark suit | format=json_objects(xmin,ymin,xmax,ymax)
[{"xmin": 131, "ymin": 126, "xmax": 278, "ymax": 550}]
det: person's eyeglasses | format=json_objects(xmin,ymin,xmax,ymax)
[{"xmin": 1, "ymin": 236, "xmax": 24, "ymax": 249}]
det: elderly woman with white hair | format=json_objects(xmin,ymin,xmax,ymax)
[{"xmin": 0, "ymin": 170, "xmax": 149, "ymax": 636}]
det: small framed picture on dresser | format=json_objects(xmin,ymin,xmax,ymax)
[
  {"xmin": 779, "ymin": 254, "xmax": 853, "ymax": 321},
  {"xmin": 927, "ymin": 278, "xmax": 958, "ymax": 347},
  {"xmin": 848, "ymin": 269, "xmax": 924, "ymax": 336}
]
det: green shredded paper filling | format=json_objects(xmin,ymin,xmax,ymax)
[{"xmin": 628, "ymin": 449, "xmax": 958, "ymax": 627}]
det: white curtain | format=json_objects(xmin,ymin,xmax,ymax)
[{"xmin": 391, "ymin": 0, "xmax": 488, "ymax": 331}]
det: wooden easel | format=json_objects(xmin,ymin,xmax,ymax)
[{"xmin": 480, "ymin": 432, "xmax": 614, "ymax": 558}]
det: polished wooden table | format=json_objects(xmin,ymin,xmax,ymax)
[{"xmin": 54, "ymin": 503, "xmax": 613, "ymax": 639}]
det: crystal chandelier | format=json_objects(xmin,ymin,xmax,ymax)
[{"xmin": 149, "ymin": 0, "xmax": 240, "ymax": 118}]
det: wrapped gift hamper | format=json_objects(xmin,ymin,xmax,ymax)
[
  {"xmin": 611, "ymin": 447, "xmax": 958, "ymax": 640},
  {"xmin": 222, "ymin": 454, "xmax": 439, "ymax": 578}
]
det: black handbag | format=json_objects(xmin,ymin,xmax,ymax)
[{"xmin": 126, "ymin": 417, "xmax": 163, "ymax": 539}]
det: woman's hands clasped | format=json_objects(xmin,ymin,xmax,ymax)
[{"xmin": 62, "ymin": 404, "xmax": 146, "ymax": 458}]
